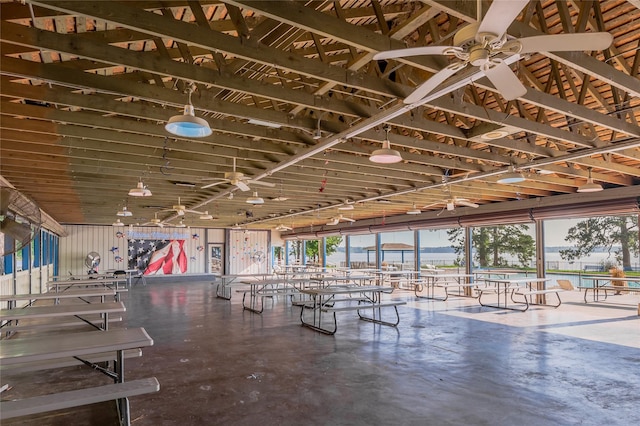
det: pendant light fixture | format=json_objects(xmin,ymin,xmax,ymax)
[
  {"xmin": 165, "ymin": 83, "xmax": 212, "ymax": 138},
  {"xmin": 497, "ymin": 165, "xmax": 526, "ymax": 184},
  {"xmin": 246, "ymin": 191, "xmax": 264, "ymax": 205},
  {"xmin": 406, "ymin": 203, "xmax": 422, "ymax": 215},
  {"xmin": 199, "ymin": 211, "xmax": 214, "ymax": 220},
  {"xmin": 116, "ymin": 205, "xmax": 133, "ymax": 217},
  {"xmin": 370, "ymin": 125, "xmax": 402, "ymax": 164},
  {"xmin": 129, "ymin": 179, "xmax": 152, "ymax": 197},
  {"xmin": 112, "ymin": 219, "xmax": 125, "ymax": 227},
  {"xmin": 577, "ymin": 168, "xmax": 603, "ymax": 193}
]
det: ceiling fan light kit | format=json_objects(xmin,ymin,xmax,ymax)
[{"xmin": 165, "ymin": 84, "xmax": 212, "ymax": 138}]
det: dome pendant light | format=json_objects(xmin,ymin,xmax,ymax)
[
  {"xmin": 129, "ymin": 179, "xmax": 152, "ymax": 197},
  {"xmin": 577, "ymin": 168, "xmax": 603, "ymax": 193},
  {"xmin": 165, "ymin": 84, "xmax": 212, "ymax": 138},
  {"xmin": 370, "ymin": 125, "xmax": 402, "ymax": 164},
  {"xmin": 246, "ymin": 191, "xmax": 264, "ymax": 205},
  {"xmin": 497, "ymin": 165, "xmax": 526, "ymax": 184}
]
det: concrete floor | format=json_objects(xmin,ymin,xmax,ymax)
[{"xmin": 2, "ymin": 279, "xmax": 639, "ymax": 426}]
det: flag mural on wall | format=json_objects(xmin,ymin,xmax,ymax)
[{"xmin": 129, "ymin": 238, "xmax": 188, "ymax": 275}]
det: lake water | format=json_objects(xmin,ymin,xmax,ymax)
[{"xmin": 326, "ymin": 251, "xmax": 639, "ymax": 271}]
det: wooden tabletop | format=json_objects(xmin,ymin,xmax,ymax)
[
  {"xmin": 0, "ymin": 327, "xmax": 153, "ymax": 366},
  {"xmin": 0, "ymin": 301, "xmax": 125, "ymax": 321}
]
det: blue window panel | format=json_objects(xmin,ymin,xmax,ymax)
[
  {"xmin": 33, "ymin": 233, "xmax": 41, "ymax": 267},
  {"xmin": 3, "ymin": 234, "xmax": 14, "ymax": 274},
  {"xmin": 21, "ymin": 244, "xmax": 29, "ymax": 271},
  {"xmin": 42, "ymin": 232, "xmax": 49, "ymax": 264},
  {"xmin": 53, "ymin": 235, "xmax": 59, "ymax": 276}
]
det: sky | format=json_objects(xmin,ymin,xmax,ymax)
[{"xmin": 347, "ymin": 218, "xmax": 580, "ymax": 247}]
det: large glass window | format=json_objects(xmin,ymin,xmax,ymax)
[
  {"xmin": 326, "ymin": 236, "xmax": 346, "ymax": 269},
  {"xmin": 379, "ymin": 230, "xmax": 414, "ymax": 270},
  {"xmin": 419, "ymin": 228, "xmax": 461, "ymax": 270},
  {"xmin": 544, "ymin": 215, "xmax": 639, "ymax": 287},
  {"xmin": 348, "ymin": 234, "xmax": 376, "ymax": 268},
  {"xmin": 444, "ymin": 224, "xmax": 535, "ymax": 271}
]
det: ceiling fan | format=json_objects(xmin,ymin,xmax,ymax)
[
  {"xmin": 201, "ymin": 158, "xmax": 276, "ymax": 191},
  {"xmin": 142, "ymin": 212, "xmax": 166, "ymax": 227},
  {"xmin": 373, "ymin": 0, "xmax": 613, "ymax": 103},
  {"xmin": 275, "ymin": 223, "xmax": 293, "ymax": 231},
  {"xmin": 160, "ymin": 197, "xmax": 205, "ymax": 216},
  {"xmin": 423, "ymin": 196, "xmax": 479, "ymax": 211},
  {"xmin": 326, "ymin": 214, "xmax": 356, "ymax": 226}
]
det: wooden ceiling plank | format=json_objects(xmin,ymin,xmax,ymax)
[{"xmin": 28, "ymin": 0, "xmax": 406, "ymax": 98}]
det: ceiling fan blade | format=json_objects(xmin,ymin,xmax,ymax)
[
  {"xmin": 247, "ymin": 180, "xmax": 276, "ymax": 188},
  {"xmin": 483, "ymin": 60, "xmax": 527, "ymax": 100},
  {"xmin": 421, "ymin": 202, "xmax": 442, "ymax": 209},
  {"xmin": 186, "ymin": 209, "xmax": 205, "ymax": 215},
  {"xmin": 456, "ymin": 200, "xmax": 479, "ymax": 208},
  {"xmin": 201, "ymin": 180, "xmax": 227, "ymax": 189},
  {"xmin": 404, "ymin": 63, "xmax": 462, "ymax": 104},
  {"xmin": 341, "ymin": 217, "xmax": 356, "ymax": 223},
  {"xmin": 518, "ymin": 32, "xmax": 613, "ymax": 54},
  {"xmin": 477, "ymin": 0, "xmax": 529, "ymax": 39},
  {"xmin": 326, "ymin": 219, "xmax": 339, "ymax": 226},
  {"xmin": 235, "ymin": 181, "xmax": 251, "ymax": 192},
  {"xmin": 373, "ymin": 46, "xmax": 460, "ymax": 61}
]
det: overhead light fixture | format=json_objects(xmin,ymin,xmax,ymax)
[
  {"xmin": 370, "ymin": 125, "xmax": 402, "ymax": 164},
  {"xmin": 497, "ymin": 166, "xmax": 526, "ymax": 184},
  {"xmin": 176, "ymin": 219, "xmax": 187, "ymax": 228},
  {"xmin": 313, "ymin": 115, "xmax": 323, "ymax": 140},
  {"xmin": 112, "ymin": 219, "xmax": 125, "ymax": 227},
  {"xmin": 338, "ymin": 202, "xmax": 354, "ymax": 211},
  {"xmin": 199, "ymin": 211, "xmax": 214, "ymax": 220},
  {"xmin": 116, "ymin": 206, "xmax": 133, "ymax": 217},
  {"xmin": 406, "ymin": 203, "xmax": 422, "ymax": 215},
  {"xmin": 129, "ymin": 180, "xmax": 152, "ymax": 197},
  {"xmin": 577, "ymin": 168, "xmax": 603, "ymax": 193},
  {"xmin": 165, "ymin": 83, "xmax": 212, "ymax": 138},
  {"xmin": 247, "ymin": 118, "xmax": 282, "ymax": 129},
  {"xmin": 246, "ymin": 191, "xmax": 264, "ymax": 205}
]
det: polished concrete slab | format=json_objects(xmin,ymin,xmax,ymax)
[{"xmin": 2, "ymin": 280, "xmax": 639, "ymax": 425}]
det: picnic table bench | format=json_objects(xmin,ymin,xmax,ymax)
[
  {"xmin": 300, "ymin": 285, "xmax": 406, "ymax": 335},
  {"xmin": 0, "ymin": 301, "xmax": 125, "ymax": 332},
  {"xmin": 477, "ymin": 278, "xmax": 557, "ymax": 311},
  {"xmin": 579, "ymin": 276, "xmax": 640, "ymax": 307},
  {"xmin": 0, "ymin": 327, "xmax": 157, "ymax": 426},
  {"xmin": 0, "ymin": 288, "xmax": 116, "ymax": 309}
]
